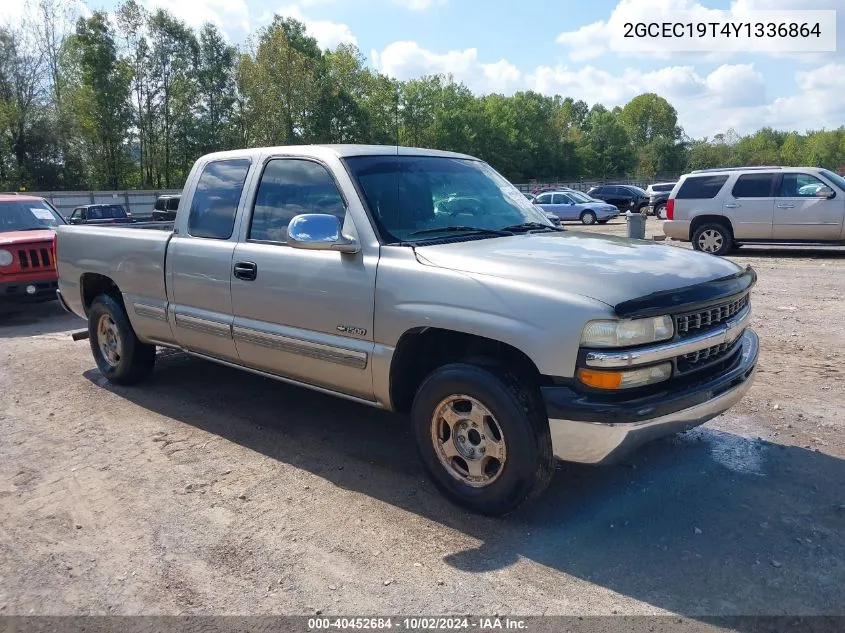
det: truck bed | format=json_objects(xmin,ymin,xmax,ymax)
[{"xmin": 55, "ymin": 224, "xmax": 172, "ymax": 324}]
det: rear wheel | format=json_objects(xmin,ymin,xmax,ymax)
[
  {"xmin": 580, "ymin": 210, "xmax": 597, "ymax": 225},
  {"xmin": 411, "ymin": 362, "xmax": 554, "ymax": 516},
  {"xmin": 655, "ymin": 203, "xmax": 667, "ymax": 219},
  {"xmin": 692, "ymin": 222, "xmax": 733, "ymax": 256},
  {"xmin": 88, "ymin": 294, "xmax": 156, "ymax": 385}
]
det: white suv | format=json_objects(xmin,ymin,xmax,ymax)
[{"xmin": 662, "ymin": 166, "xmax": 845, "ymax": 255}]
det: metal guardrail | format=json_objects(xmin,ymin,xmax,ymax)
[
  {"xmin": 18, "ymin": 178, "xmax": 675, "ymax": 218},
  {"xmin": 19, "ymin": 189, "xmax": 181, "ymax": 219}
]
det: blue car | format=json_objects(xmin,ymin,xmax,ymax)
[{"xmin": 533, "ymin": 190, "xmax": 620, "ymax": 225}]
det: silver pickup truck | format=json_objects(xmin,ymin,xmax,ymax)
[{"xmin": 56, "ymin": 145, "xmax": 759, "ymax": 515}]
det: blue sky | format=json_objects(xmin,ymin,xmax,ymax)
[{"xmin": 4, "ymin": 0, "xmax": 843, "ymax": 138}]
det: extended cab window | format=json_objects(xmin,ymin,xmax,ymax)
[
  {"xmin": 249, "ymin": 159, "xmax": 346, "ymax": 243},
  {"xmin": 188, "ymin": 159, "xmax": 251, "ymax": 239},
  {"xmin": 732, "ymin": 173, "xmax": 775, "ymax": 198},
  {"xmin": 780, "ymin": 173, "xmax": 828, "ymax": 197},
  {"xmin": 676, "ymin": 175, "xmax": 729, "ymax": 199}
]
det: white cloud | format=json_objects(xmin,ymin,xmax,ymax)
[
  {"xmin": 556, "ymin": 0, "xmax": 842, "ymax": 62},
  {"xmin": 371, "ymin": 38, "xmax": 845, "ymax": 138},
  {"xmin": 143, "ymin": 0, "xmax": 250, "ymax": 33},
  {"xmin": 372, "ymin": 41, "xmax": 522, "ymax": 93},
  {"xmin": 392, "ymin": 0, "xmax": 448, "ymax": 10},
  {"xmin": 273, "ymin": 4, "xmax": 357, "ymax": 49}
]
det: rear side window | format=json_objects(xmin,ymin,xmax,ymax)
[
  {"xmin": 535, "ymin": 193, "xmax": 553, "ymax": 204},
  {"xmin": 167, "ymin": 197, "xmax": 180, "ymax": 210},
  {"xmin": 188, "ymin": 159, "xmax": 251, "ymax": 239},
  {"xmin": 676, "ymin": 175, "xmax": 729, "ymax": 199},
  {"xmin": 731, "ymin": 173, "xmax": 776, "ymax": 198},
  {"xmin": 154, "ymin": 198, "xmax": 166, "ymax": 211}
]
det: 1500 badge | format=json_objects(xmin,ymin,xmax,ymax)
[{"xmin": 337, "ymin": 325, "xmax": 367, "ymax": 336}]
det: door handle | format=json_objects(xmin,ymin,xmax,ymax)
[
  {"xmin": 233, "ymin": 261, "xmax": 258, "ymax": 281},
  {"xmin": 724, "ymin": 203, "xmax": 741, "ymax": 209},
  {"xmin": 777, "ymin": 204, "xmax": 795, "ymax": 209}
]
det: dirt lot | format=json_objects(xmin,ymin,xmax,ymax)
[{"xmin": 1, "ymin": 218, "xmax": 844, "ymax": 621}]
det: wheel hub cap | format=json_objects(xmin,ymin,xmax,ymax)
[
  {"xmin": 97, "ymin": 314, "xmax": 123, "ymax": 368},
  {"xmin": 699, "ymin": 230, "xmax": 723, "ymax": 252},
  {"xmin": 431, "ymin": 395, "xmax": 507, "ymax": 488}
]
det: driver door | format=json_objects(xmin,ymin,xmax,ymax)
[
  {"xmin": 229, "ymin": 156, "xmax": 377, "ymax": 401},
  {"xmin": 774, "ymin": 173, "xmax": 844, "ymax": 240}
]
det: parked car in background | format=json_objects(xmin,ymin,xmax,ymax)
[
  {"xmin": 645, "ymin": 182, "xmax": 677, "ymax": 217},
  {"xmin": 152, "ymin": 194, "xmax": 181, "ymax": 221},
  {"xmin": 56, "ymin": 144, "xmax": 758, "ymax": 515},
  {"xmin": 0, "ymin": 195, "xmax": 64, "ymax": 304},
  {"xmin": 588, "ymin": 184, "xmax": 650, "ymax": 213},
  {"xmin": 68, "ymin": 204, "xmax": 134, "ymax": 225},
  {"xmin": 534, "ymin": 190, "xmax": 619, "ymax": 225},
  {"xmin": 663, "ymin": 166, "xmax": 845, "ymax": 255}
]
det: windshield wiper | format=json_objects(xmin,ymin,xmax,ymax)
[
  {"xmin": 408, "ymin": 226, "xmax": 513, "ymax": 238},
  {"xmin": 499, "ymin": 222, "xmax": 563, "ymax": 233}
]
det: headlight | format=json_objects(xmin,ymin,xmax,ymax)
[
  {"xmin": 578, "ymin": 362, "xmax": 672, "ymax": 390},
  {"xmin": 0, "ymin": 249, "xmax": 13, "ymax": 267},
  {"xmin": 581, "ymin": 315, "xmax": 674, "ymax": 348}
]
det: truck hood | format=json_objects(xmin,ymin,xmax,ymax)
[
  {"xmin": 0, "ymin": 229, "xmax": 56, "ymax": 245},
  {"xmin": 413, "ymin": 231, "xmax": 743, "ymax": 308}
]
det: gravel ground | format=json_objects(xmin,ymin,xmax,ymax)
[{"xmin": 1, "ymin": 217, "xmax": 844, "ymax": 621}]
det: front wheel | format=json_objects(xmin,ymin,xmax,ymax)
[
  {"xmin": 411, "ymin": 362, "xmax": 555, "ymax": 516},
  {"xmin": 88, "ymin": 294, "xmax": 156, "ymax": 385},
  {"xmin": 692, "ymin": 222, "xmax": 733, "ymax": 256},
  {"xmin": 580, "ymin": 210, "xmax": 597, "ymax": 225}
]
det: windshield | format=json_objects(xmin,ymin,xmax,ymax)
[
  {"xmin": 0, "ymin": 199, "xmax": 65, "ymax": 230},
  {"xmin": 88, "ymin": 205, "xmax": 127, "ymax": 219},
  {"xmin": 344, "ymin": 155, "xmax": 553, "ymax": 243},
  {"xmin": 567, "ymin": 191, "xmax": 594, "ymax": 203},
  {"xmin": 821, "ymin": 169, "xmax": 845, "ymax": 192}
]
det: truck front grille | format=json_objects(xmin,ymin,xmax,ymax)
[
  {"xmin": 17, "ymin": 247, "xmax": 52, "ymax": 270},
  {"xmin": 675, "ymin": 294, "xmax": 748, "ymax": 337},
  {"xmin": 676, "ymin": 338, "xmax": 741, "ymax": 374}
]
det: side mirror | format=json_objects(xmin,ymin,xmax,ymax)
[
  {"xmin": 287, "ymin": 214, "xmax": 360, "ymax": 254},
  {"xmin": 817, "ymin": 186, "xmax": 835, "ymax": 199}
]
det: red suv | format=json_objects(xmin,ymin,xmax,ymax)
[{"xmin": 0, "ymin": 195, "xmax": 65, "ymax": 304}]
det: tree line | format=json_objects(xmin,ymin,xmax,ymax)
[{"xmin": 2, "ymin": 0, "xmax": 844, "ymax": 192}]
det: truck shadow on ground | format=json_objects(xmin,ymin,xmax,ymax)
[
  {"xmin": 85, "ymin": 352, "xmax": 845, "ymax": 620},
  {"xmin": 0, "ymin": 301, "xmax": 83, "ymax": 337}
]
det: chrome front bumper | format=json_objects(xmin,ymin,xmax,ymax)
[{"xmin": 546, "ymin": 329, "xmax": 758, "ymax": 465}]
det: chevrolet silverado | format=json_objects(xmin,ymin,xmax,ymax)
[{"xmin": 56, "ymin": 145, "xmax": 759, "ymax": 515}]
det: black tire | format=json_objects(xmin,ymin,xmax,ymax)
[
  {"xmin": 411, "ymin": 361, "xmax": 555, "ymax": 516},
  {"xmin": 692, "ymin": 222, "xmax": 733, "ymax": 256},
  {"xmin": 88, "ymin": 294, "xmax": 156, "ymax": 385},
  {"xmin": 580, "ymin": 210, "xmax": 597, "ymax": 225},
  {"xmin": 655, "ymin": 203, "xmax": 667, "ymax": 219}
]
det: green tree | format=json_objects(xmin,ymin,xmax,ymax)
[
  {"xmin": 149, "ymin": 9, "xmax": 198, "ymax": 187},
  {"xmin": 68, "ymin": 12, "xmax": 132, "ymax": 188},
  {"xmin": 583, "ymin": 107, "xmax": 634, "ymax": 179},
  {"xmin": 196, "ymin": 23, "xmax": 238, "ymax": 153}
]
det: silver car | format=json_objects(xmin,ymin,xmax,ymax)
[
  {"xmin": 663, "ymin": 166, "xmax": 845, "ymax": 255},
  {"xmin": 534, "ymin": 190, "xmax": 620, "ymax": 225}
]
